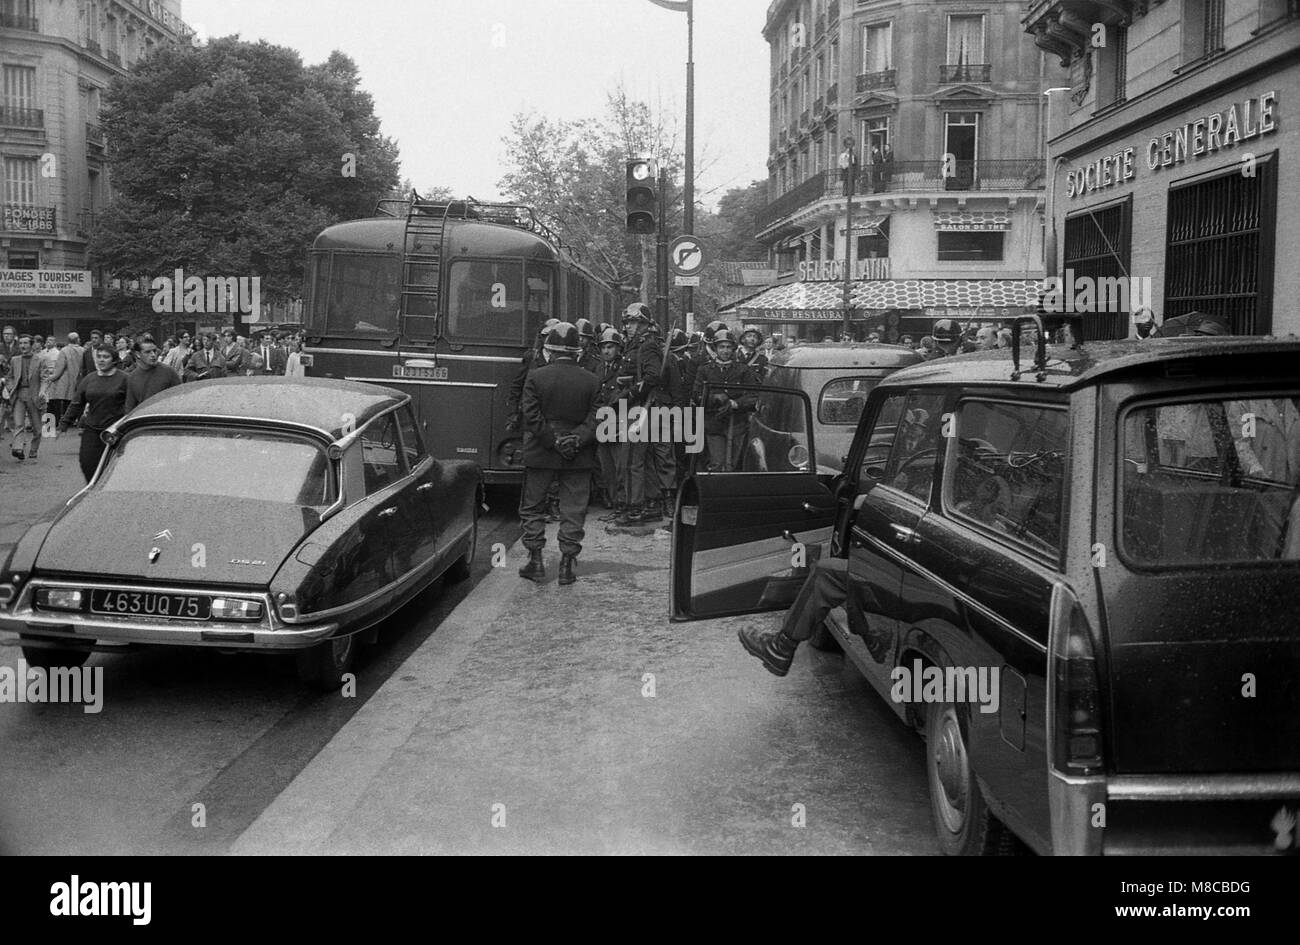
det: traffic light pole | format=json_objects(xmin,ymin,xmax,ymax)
[
  {"xmin": 683, "ymin": 0, "xmax": 694, "ymax": 332},
  {"xmin": 841, "ymin": 138, "xmax": 856, "ymax": 339},
  {"xmin": 656, "ymin": 167, "xmax": 670, "ymax": 333}
]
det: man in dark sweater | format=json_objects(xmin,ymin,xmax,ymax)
[{"xmin": 124, "ymin": 338, "xmax": 182, "ymax": 412}]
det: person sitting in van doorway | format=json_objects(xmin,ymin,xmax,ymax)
[{"xmin": 692, "ymin": 329, "xmax": 756, "ymax": 472}]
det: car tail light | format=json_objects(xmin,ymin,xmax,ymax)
[
  {"xmin": 34, "ymin": 588, "xmax": 85, "ymax": 611},
  {"xmin": 787, "ymin": 443, "xmax": 809, "ymax": 470},
  {"xmin": 211, "ymin": 598, "xmax": 264, "ymax": 621},
  {"xmin": 1048, "ymin": 583, "xmax": 1104, "ymax": 776}
]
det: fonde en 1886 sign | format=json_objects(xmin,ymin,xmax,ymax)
[{"xmin": 1066, "ymin": 90, "xmax": 1277, "ymax": 199}]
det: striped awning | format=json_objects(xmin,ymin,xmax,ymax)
[
  {"xmin": 722, "ymin": 279, "xmax": 1042, "ymax": 321},
  {"xmin": 932, "ymin": 210, "xmax": 1011, "ymax": 231}
]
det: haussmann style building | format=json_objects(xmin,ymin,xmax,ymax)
[
  {"xmin": 726, "ymin": 0, "xmax": 1069, "ymax": 342},
  {"xmin": 1026, "ymin": 0, "xmax": 1298, "ymax": 339}
]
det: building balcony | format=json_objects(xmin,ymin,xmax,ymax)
[
  {"xmin": 813, "ymin": 96, "xmax": 824, "ymax": 116},
  {"xmin": 856, "ymin": 69, "xmax": 896, "ymax": 92},
  {"xmin": 85, "ymin": 38, "xmax": 102, "ymax": 55},
  {"xmin": 1023, "ymin": 1, "xmax": 1138, "ymax": 65},
  {"xmin": 799, "ymin": 108, "xmax": 810, "ymax": 129},
  {"xmin": 86, "ymin": 123, "xmax": 107, "ymax": 151},
  {"xmin": 105, "ymin": 49, "xmax": 122, "ymax": 66},
  {"xmin": 0, "ymin": 11, "xmax": 39, "ymax": 31},
  {"xmin": 0, "ymin": 106, "xmax": 44, "ymax": 129},
  {"xmin": 757, "ymin": 159, "xmax": 1045, "ymax": 232},
  {"xmin": 940, "ymin": 63, "xmax": 991, "ymax": 83}
]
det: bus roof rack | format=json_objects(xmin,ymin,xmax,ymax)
[{"xmin": 376, "ymin": 194, "xmax": 582, "ymax": 264}]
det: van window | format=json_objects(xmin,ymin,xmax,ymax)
[
  {"xmin": 323, "ymin": 253, "xmax": 401, "ymax": 334},
  {"xmin": 945, "ymin": 400, "xmax": 1069, "ymax": 556},
  {"xmin": 819, "ymin": 376, "xmax": 876, "ymax": 425},
  {"xmin": 447, "ymin": 260, "xmax": 523, "ymax": 342},
  {"xmin": 1121, "ymin": 395, "xmax": 1300, "ymax": 564},
  {"xmin": 877, "ymin": 391, "xmax": 946, "ymax": 502}
]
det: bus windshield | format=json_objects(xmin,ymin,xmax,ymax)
[{"xmin": 314, "ymin": 252, "xmax": 402, "ymax": 335}]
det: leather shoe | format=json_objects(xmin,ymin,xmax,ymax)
[
  {"xmin": 738, "ymin": 625, "xmax": 799, "ymax": 677},
  {"xmin": 558, "ymin": 554, "xmax": 576, "ymax": 585},
  {"xmin": 518, "ymin": 548, "xmax": 545, "ymax": 582}
]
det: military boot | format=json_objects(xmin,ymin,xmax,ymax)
[
  {"xmin": 737, "ymin": 625, "xmax": 799, "ymax": 677},
  {"xmin": 613, "ymin": 505, "xmax": 642, "ymax": 526},
  {"xmin": 599, "ymin": 503, "xmax": 626, "ymax": 523},
  {"xmin": 637, "ymin": 499, "xmax": 664, "ymax": 523},
  {"xmin": 558, "ymin": 554, "xmax": 577, "ymax": 586},
  {"xmin": 518, "ymin": 548, "xmax": 545, "ymax": 582}
]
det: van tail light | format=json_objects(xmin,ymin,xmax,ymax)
[{"xmin": 1048, "ymin": 583, "xmax": 1104, "ymax": 777}]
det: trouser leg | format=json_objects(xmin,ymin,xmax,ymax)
[
  {"xmin": 626, "ymin": 440, "xmax": 647, "ymax": 507},
  {"xmin": 780, "ymin": 556, "xmax": 850, "ymax": 642},
  {"xmin": 518, "ymin": 467, "xmax": 556, "ymax": 550},
  {"xmin": 555, "ymin": 467, "xmax": 591, "ymax": 557},
  {"xmin": 78, "ymin": 428, "xmax": 106, "ymax": 480},
  {"xmin": 705, "ymin": 434, "xmax": 728, "ymax": 471},
  {"xmin": 599, "ymin": 442, "xmax": 623, "ymax": 505},
  {"xmin": 652, "ymin": 440, "xmax": 675, "ymax": 494}
]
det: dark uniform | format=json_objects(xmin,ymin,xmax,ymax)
[
  {"xmin": 693, "ymin": 350, "xmax": 757, "ymax": 472},
  {"xmin": 739, "ymin": 346, "xmax": 768, "ymax": 381},
  {"xmin": 518, "ymin": 326, "xmax": 602, "ymax": 584},
  {"xmin": 619, "ymin": 317, "xmax": 676, "ymax": 523},
  {"xmin": 595, "ymin": 348, "xmax": 630, "ymax": 515}
]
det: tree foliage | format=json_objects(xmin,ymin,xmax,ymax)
[{"xmin": 90, "ymin": 39, "xmax": 400, "ymax": 306}]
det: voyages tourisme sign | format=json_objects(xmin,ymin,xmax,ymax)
[{"xmin": 0, "ymin": 269, "xmax": 92, "ymax": 298}]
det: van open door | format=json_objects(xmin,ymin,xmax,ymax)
[{"xmin": 670, "ymin": 385, "xmax": 836, "ymax": 621}]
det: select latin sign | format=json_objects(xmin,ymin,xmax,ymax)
[
  {"xmin": 1066, "ymin": 90, "xmax": 1277, "ymax": 199},
  {"xmin": 0, "ymin": 269, "xmax": 92, "ymax": 298},
  {"xmin": 798, "ymin": 258, "xmax": 891, "ymax": 282}
]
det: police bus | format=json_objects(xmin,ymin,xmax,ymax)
[{"xmin": 301, "ymin": 196, "xmax": 617, "ymax": 482}]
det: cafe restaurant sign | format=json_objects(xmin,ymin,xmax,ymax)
[
  {"xmin": 0, "ymin": 269, "xmax": 92, "ymax": 298},
  {"xmin": 798, "ymin": 258, "xmax": 891, "ymax": 282},
  {"xmin": 1066, "ymin": 90, "xmax": 1277, "ymax": 199}
]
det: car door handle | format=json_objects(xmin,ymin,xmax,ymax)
[
  {"xmin": 889, "ymin": 523, "xmax": 920, "ymax": 543},
  {"xmin": 378, "ymin": 506, "xmax": 398, "ymax": 518},
  {"xmin": 802, "ymin": 502, "xmax": 823, "ymax": 514},
  {"xmin": 416, "ymin": 483, "xmax": 434, "ymax": 493}
]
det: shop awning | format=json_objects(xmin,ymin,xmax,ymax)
[
  {"xmin": 720, "ymin": 278, "xmax": 1042, "ymax": 322},
  {"xmin": 932, "ymin": 210, "xmax": 1011, "ymax": 231},
  {"xmin": 839, "ymin": 214, "xmax": 889, "ymax": 237}
]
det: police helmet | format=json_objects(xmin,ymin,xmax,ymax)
[
  {"xmin": 624, "ymin": 302, "xmax": 654, "ymax": 324},
  {"xmin": 543, "ymin": 321, "xmax": 582, "ymax": 355},
  {"xmin": 931, "ymin": 318, "xmax": 962, "ymax": 343},
  {"xmin": 575, "ymin": 318, "xmax": 595, "ymax": 340},
  {"xmin": 668, "ymin": 328, "xmax": 689, "ymax": 352},
  {"xmin": 598, "ymin": 327, "xmax": 624, "ymax": 348},
  {"xmin": 712, "ymin": 328, "xmax": 737, "ymax": 353},
  {"xmin": 740, "ymin": 325, "xmax": 763, "ymax": 346},
  {"xmin": 538, "ymin": 317, "xmax": 561, "ymax": 338}
]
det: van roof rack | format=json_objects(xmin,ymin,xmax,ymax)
[{"xmin": 375, "ymin": 193, "xmax": 580, "ymax": 264}]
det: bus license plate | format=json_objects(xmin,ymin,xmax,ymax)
[
  {"xmin": 90, "ymin": 589, "xmax": 211, "ymax": 620},
  {"xmin": 394, "ymin": 365, "xmax": 448, "ymax": 380}
]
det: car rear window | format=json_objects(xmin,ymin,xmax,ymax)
[
  {"xmin": 99, "ymin": 429, "xmax": 336, "ymax": 506},
  {"xmin": 819, "ymin": 377, "xmax": 877, "ymax": 425},
  {"xmin": 1120, "ymin": 395, "xmax": 1300, "ymax": 565}
]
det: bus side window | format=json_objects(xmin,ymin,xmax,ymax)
[
  {"xmin": 527, "ymin": 263, "xmax": 555, "ymax": 324},
  {"xmin": 447, "ymin": 260, "xmax": 523, "ymax": 342}
]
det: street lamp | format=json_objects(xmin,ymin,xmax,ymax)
[{"xmin": 838, "ymin": 135, "xmax": 857, "ymax": 338}]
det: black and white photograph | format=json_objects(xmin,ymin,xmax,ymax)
[{"xmin": 0, "ymin": 0, "xmax": 1297, "ymax": 911}]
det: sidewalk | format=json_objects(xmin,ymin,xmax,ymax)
[{"xmin": 231, "ymin": 516, "xmax": 935, "ymax": 855}]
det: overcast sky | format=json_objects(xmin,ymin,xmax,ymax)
[{"xmin": 183, "ymin": 0, "xmax": 772, "ymax": 210}]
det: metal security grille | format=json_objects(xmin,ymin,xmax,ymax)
[
  {"xmin": 1165, "ymin": 160, "xmax": 1276, "ymax": 334},
  {"xmin": 1062, "ymin": 198, "xmax": 1132, "ymax": 341}
]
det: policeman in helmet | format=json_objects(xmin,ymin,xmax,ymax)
[
  {"xmin": 575, "ymin": 318, "xmax": 600, "ymax": 373},
  {"xmin": 926, "ymin": 318, "xmax": 962, "ymax": 359},
  {"xmin": 737, "ymin": 325, "xmax": 767, "ymax": 380},
  {"xmin": 594, "ymin": 327, "xmax": 630, "ymax": 521},
  {"xmin": 517, "ymin": 321, "xmax": 603, "ymax": 586},
  {"xmin": 507, "ymin": 317, "xmax": 562, "ymax": 429},
  {"xmin": 614, "ymin": 303, "xmax": 674, "ymax": 525},
  {"xmin": 693, "ymin": 328, "xmax": 757, "ymax": 472}
]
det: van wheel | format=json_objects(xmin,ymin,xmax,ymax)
[
  {"xmin": 20, "ymin": 636, "xmax": 92, "ymax": 670},
  {"xmin": 296, "ymin": 634, "xmax": 356, "ymax": 691},
  {"xmin": 925, "ymin": 699, "xmax": 1008, "ymax": 855},
  {"xmin": 446, "ymin": 511, "xmax": 477, "ymax": 584}
]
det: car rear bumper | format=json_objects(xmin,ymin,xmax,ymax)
[
  {"xmin": 1051, "ymin": 770, "xmax": 1300, "ymax": 855},
  {"xmin": 0, "ymin": 578, "xmax": 338, "ymax": 651}
]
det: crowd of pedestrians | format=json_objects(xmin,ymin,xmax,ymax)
[{"xmin": 1, "ymin": 324, "xmax": 305, "ymax": 479}]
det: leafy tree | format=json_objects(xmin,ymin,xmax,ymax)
[{"xmin": 90, "ymin": 38, "xmax": 400, "ymax": 328}]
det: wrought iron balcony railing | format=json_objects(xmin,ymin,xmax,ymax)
[
  {"xmin": 0, "ymin": 106, "xmax": 44, "ymax": 129},
  {"xmin": 940, "ymin": 63, "xmax": 991, "ymax": 83},
  {"xmin": 0, "ymin": 12, "xmax": 39, "ymax": 31},
  {"xmin": 856, "ymin": 69, "xmax": 896, "ymax": 92},
  {"xmin": 757, "ymin": 159, "xmax": 1046, "ymax": 230}
]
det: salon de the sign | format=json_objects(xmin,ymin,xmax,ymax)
[
  {"xmin": 797, "ymin": 257, "xmax": 891, "ymax": 282},
  {"xmin": 1066, "ymin": 90, "xmax": 1278, "ymax": 200}
]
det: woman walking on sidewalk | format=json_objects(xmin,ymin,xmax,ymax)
[{"xmin": 59, "ymin": 343, "xmax": 128, "ymax": 482}]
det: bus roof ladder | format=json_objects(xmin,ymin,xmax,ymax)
[{"xmin": 399, "ymin": 197, "xmax": 451, "ymax": 347}]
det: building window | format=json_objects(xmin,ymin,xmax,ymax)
[
  {"xmin": 863, "ymin": 23, "xmax": 891, "ymax": 73},
  {"xmin": 937, "ymin": 231, "xmax": 1003, "ymax": 261},
  {"xmin": 802, "ymin": 68, "xmax": 810, "ymax": 112},
  {"xmin": 815, "ymin": 55, "xmax": 824, "ymax": 96},
  {"xmin": 1164, "ymin": 159, "xmax": 1276, "ymax": 335},
  {"xmin": 947, "ymin": 15, "xmax": 985, "ymax": 64},
  {"xmin": 943, "ymin": 112, "xmax": 979, "ymax": 189},
  {"xmin": 1203, "ymin": 0, "xmax": 1225, "ymax": 53},
  {"xmin": 1063, "ymin": 197, "xmax": 1133, "ymax": 341},
  {"xmin": 861, "ymin": 116, "xmax": 890, "ymax": 158},
  {"xmin": 6, "ymin": 250, "xmax": 39, "ymax": 269},
  {"xmin": 4, "ymin": 156, "xmax": 38, "ymax": 206},
  {"xmin": 829, "ymin": 38, "xmax": 838, "ymax": 77},
  {"xmin": 1096, "ymin": 26, "xmax": 1128, "ymax": 109},
  {"xmin": 2, "ymin": 64, "xmax": 36, "ymax": 117}
]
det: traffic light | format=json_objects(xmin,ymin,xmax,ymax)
[{"xmin": 626, "ymin": 157, "xmax": 658, "ymax": 234}]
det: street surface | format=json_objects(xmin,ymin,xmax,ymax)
[{"xmin": 0, "ymin": 439, "xmax": 937, "ymax": 854}]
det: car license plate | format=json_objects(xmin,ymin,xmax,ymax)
[
  {"xmin": 89, "ymin": 589, "xmax": 212, "ymax": 620},
  {"xmin": 393, "ymin": 365, "xmax": 448, "ymax": 380}
]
